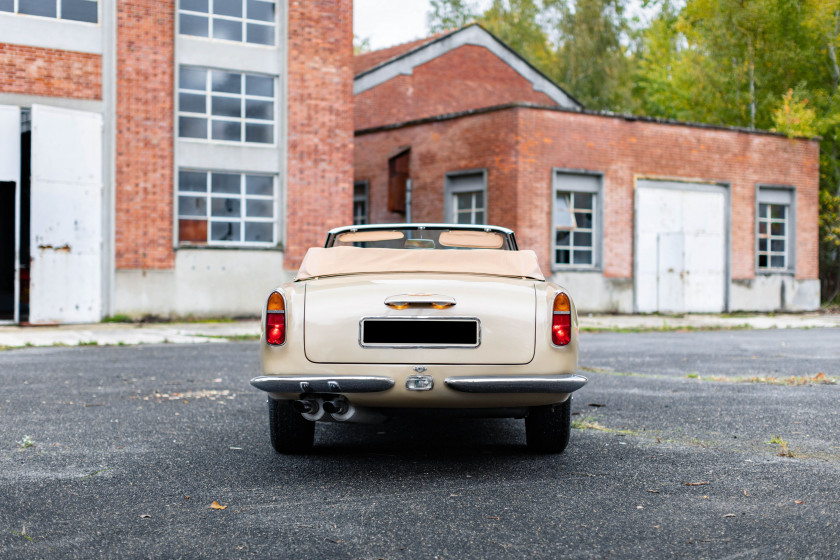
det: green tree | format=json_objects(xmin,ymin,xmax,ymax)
[{"xmin": 428, "ymin": 0, "xmax": 478, "ymax": 33}]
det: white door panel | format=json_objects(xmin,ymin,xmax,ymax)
[
  {"xmin": 0, "ymin": 105, "xmax": 20, "ymax": 183},
  {"xmin": 29, "ymin": 105, "xmax": 103, "ymax": 324},
  {"xmin": 636, "ymin": 182, "xmax": 726, "ymax": 313}
]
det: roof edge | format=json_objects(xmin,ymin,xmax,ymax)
[{"xmin": 354, "ymin": 102, "xmax": 821, "ymax": 141}]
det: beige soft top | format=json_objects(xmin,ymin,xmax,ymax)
[{"xmin": 296, "ymin": 247, "xmax": 545, "ymax": 281}]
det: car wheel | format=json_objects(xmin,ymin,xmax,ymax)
[
  {"xmin": 525, "ymin": 397, "xmax": 571, "ymax": 453},
  {"xmin": 268, "ymin": 398, "xmax": 315, "ymax": 453}
]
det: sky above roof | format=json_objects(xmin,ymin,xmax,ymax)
[{"xmin": 354, "ymin": 0, "xmax": 492, "ymax": 50}]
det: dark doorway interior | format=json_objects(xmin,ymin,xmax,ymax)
[
  {"xmin": 19, "ymin": 126, "xmax": 30, "ymax": 322},
  {"xmin": 0, "ymin": 181, "xmax": 14, "ymax": 321}
]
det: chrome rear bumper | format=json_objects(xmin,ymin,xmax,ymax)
[
  {"xmin": 444, "ymin": 373, "xmax": 587, "ymax": 394},
  {"xmin": 250, "ymin": 375, "xmax": 395, "ymax": 394}
]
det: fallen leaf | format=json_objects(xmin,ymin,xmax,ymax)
[
  {"xmin": 636, "ymin": 506, "xmax": 644, "ymax": 510},
  {"xmin": 743, "ymin": 490, "xmax": 750, "ymax": 497},
  {"xmin": 723, "ymin": 514, "xmax": 736, "ymax": 518},
  {"xmin": 184, "ymin": 495, "xmax": 190, "ymax": 500},
  {"xmin": 647, "ymin": 490, "xmax": 660, "ymax": 494},
  {"xmin": 684, "ymin": 481, "xmax": 710, "ymax": 486},
  {"xmin": 210, "ymin": 501, "xmax": 227, "ymax": 510},
  {"xmin": 795, "ymin": 500, "xmax": 805, "ymax": 504}
]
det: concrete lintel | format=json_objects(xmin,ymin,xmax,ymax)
[{"xmin": 0, "ymin": 12, "xmax": 102, "ymax": 54}]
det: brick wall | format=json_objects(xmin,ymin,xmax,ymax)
[
  {"xmin": 355, "ymin": 107, "xmax": 820, "ymax": 280},
  {"xmin": 0, "ymin": 43, "xmax": 101, "ymax": 100},
  {"xmin": 114, "ymin": 0, "xmax": 175, "ymax": 270},
  {"xmin": 355, "ymin": 44, "xmax": 557, "ymax": 131},
  {"xmin": 285, "ymin": 0, "xmax": 354, "ymax": 269}
]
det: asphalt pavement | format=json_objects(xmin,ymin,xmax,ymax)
[{"xmin": 0, "ymin": 329, "xmax": 838, "ymax": 558}]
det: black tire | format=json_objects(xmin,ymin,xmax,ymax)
[
  {"xmin": 268, "ymin": 398, "xmax": 315, "ymax": 454},
  {"xmin": 525, "ymin": 397, "xmax": 572, "ymax": 453}
]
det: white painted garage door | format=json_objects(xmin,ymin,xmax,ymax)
[
  {"xmin": 635, "ymin": 180, "xmax": 727, "ymax": 313},
  {"xmin": 29, "ymin": 105, "xmax": 103, "ymax": 324}
]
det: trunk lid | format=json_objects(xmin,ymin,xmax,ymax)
[{"xmin": 303, "ymin": 274, "xmax": 536, "ymax": 365}]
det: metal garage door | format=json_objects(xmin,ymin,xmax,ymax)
[
  {"xmin": 29, "ymin": 105, "xmax": 103, "ymax": 324},
  {"xmin": 635, "ymin": 180, "xmax": 727, "ymax": 313}
]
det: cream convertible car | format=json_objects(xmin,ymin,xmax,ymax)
[{"xmin": 250, "ymin": 224, "xmax": 587, "ymax": 453}]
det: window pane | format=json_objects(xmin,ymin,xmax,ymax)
[
  {"xmin": 246, "ymin": 199, "xmax": 273, "ymax": 218},
  {"xmin": 246, "ymin": 22, "xmax": 274, "ymax": 45},
  {"xmin": 759, "ymin": 203, "xmax": 768, "ymax": 217},
  {"xmin": 758, "ymin": 238, "xmax": 767, "ymax": 252},
  {"xmin": 211, "ymin": 173, "xmax": 240, "ymax": 194},
  {"xmin": 770, "ymin": 239, "xmax": 785, "ymax": 252},
  {"xmin": 211, "ymin": 197, "xmax": 241, "ymax": 217},
  {"xmin": 456, "ymin": 212, "xmax": 471, "ymax": 224},
  {"xmin": 212, "ymin": 96, "xmax": 241, "ymax": 118},
  {"xmin": 180, "ymin": 13, "xmax": 209, "ymax": 36},
  {"xmin": 211, "ymin": 221, "xmax": 240, "ymax": 241},
  {"xmin": 0, "ymin": 0, "xmax": 13, "ymax": 12},
  {"xmin": 214, "ymin": 0, "xmax": 242, "ymax": 17},
  {"xmin": 179, "ymin": 171, "xmax": 207, "ymax": 192},
  {"xmin": 556, "ymin": 250, "xmax": 570, "ymax": 264},
  {"xmin": 245, "ymin": 99, "xmax": 273, "ymax": 120},
  {"xmin": 758, "ymin": 254, "xmax": 768, "ymax": 268},
  {"xmin": 179, "ymin": 196, "xmax": 206, "ymax": 217},
  {"xmin": 353, "ymin": 182, "xmax": 366, "ymax": 198},
  {"xmin": 770, "ymin": 204, "xmax": 786, "ymax": 220},
  {"xmin": 179, "ymin": 92, "xmax": 206, "ymax": 114},
  {"xmin": 474, "ymin": 211, "xmax": 485, "ymax": 223},
  {"xmin": 245, "ymin": 222, "xmax": 273, "ymax": 242},
  {"xmin": 758, "ymin": 222, "xmax": 767, "ymax": 235},
  {"xmin": 574, "ymin": 193, "xmax": 593, "ymax": 210},
  {"xmin": 573, "ymin": 250, "xmax": 593, "ymax": 265},
  {"xmin": 246, "ymin": 175, "xmax": 273, "ymax": 195},
  {"xmin": 180, "ymin": 67, "xmax": 207, "ymax": 91},
  {"xmin": 456, "ymin": 193, "xmax": 471, "ymax": 210},
  {"xmin": 770, "ymin": 255, "xmax": 785, "ymax": 268},
  {"xmin": 247, "ymin": 0, "xmax": 274, "ymax": 21},
  {"xmin": 574, "ymin": 211, "xmax": 593, "ymax": 229},
  {"xmin": 211, "ymin": 120, "xmax": 241, "ymax": 141},
  {"xmin": 245, "ymin": 123, "xmax": 273, "ymax": 143},
  {"xmin": 62, "ymin": 0, "xmax": 97, "ymax": 22},
  {"xmin": 213, "ymin": 17, "xmax": 242, "ymax": 41},
  {"xmin": 246, "ymin": 75, "xmax": 274, "ymax": 97},
  {"xmin": 179, "ymin": 116, "xmax": 207, "ymax": 139},
  {"xmin": 474, "ymin": 191, "xmax": 484, "ymax": 208},
  {"xmin": 181, "ymin": 0, "xmax": 208, "ymax": 12},
  {"xmin": 19, "ymin": 0, "xmax": 56, "ymax": 18},
  {"xmin": 770, "ymin": 222, "xmax": 785, "ymax": 236},
  {"xmin": 211, "ymin": 70, "xmax": 241, "ymax": 94},
  {"xmin": 555, "ymin": 230, "xmax": 570, "ymax": 246},
  {"xmin": 179, "ymin": 219, "xmax": 208, "ymax": 243},
  {"xmin": 573, "ymin": 231, "xmax": 592, "ymax": 248}
]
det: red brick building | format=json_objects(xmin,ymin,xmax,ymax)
[
  {"xmin": 0, "ymin": 0, "xmax": 353, "ymax": 323},
  {"xmin": 353, "ymin": 25, "xmax": 820, "ymax": 312}
]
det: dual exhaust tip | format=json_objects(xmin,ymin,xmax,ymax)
[
  {"xmin": 292, "ymin": 397, "xmax": 384, "ymax": 424},
  {"xmin": 292, "ymin": 398, "xmax": 348, "ymax": 416}
]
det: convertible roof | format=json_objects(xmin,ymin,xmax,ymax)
[{"xmin": 296, "ymin": 247, "xmax": 545, "ymax": 281}]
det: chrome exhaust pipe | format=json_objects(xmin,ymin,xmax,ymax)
[
  {"xmin": 295, "ymin": 399, "xmax": 325, "ymax": 421},
  {"xmin": 329, "ymin": 403, "xmax": 386, "ymax": 424},
  {"xmin": 322, "ymin": 399, "xmax": 349, "ymax": 415}
]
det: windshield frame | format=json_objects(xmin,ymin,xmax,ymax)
[{"xmin": 324, "ymin": 224, "xmax": 519, "ymax": 251}]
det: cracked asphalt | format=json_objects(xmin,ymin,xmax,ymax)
[{"xmin": 0, "ymin": 329, "xmax": 838, "ymax": 558}]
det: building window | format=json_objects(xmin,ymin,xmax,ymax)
[
  {"xmin": 445, "ymin": 171, "xmax": 486, "ymax": 224},
  {"xmin": 756, "ymin": 187, "xmax": 794, "ymax": 271},
  {"xmin": 0, "ymin": 0, "xmax": 98, "ymax": 23},
  {"xmin": 177, "ymin": 170, "xmax": 276, "ymax": 246},
  {"xmin": 178, "ymin": 66, "xmax": 275, "ymax": 144},
  {"xmin": 179, "ymin": 0, "xmax": 275, "ymax": 45},
  {"xmin": 353, "ymin": 182, "xmax": 368, "ymax": 225},
  {"xmin": 553, "ymin": 172, "xmax": 601, "ymax": 269}
]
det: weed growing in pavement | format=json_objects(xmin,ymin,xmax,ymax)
[
  {"xmin": 766, "ymin": 435, "xmax": 796, "ymax": 458},
  {"xmin": 687, "ymin": 372, "xmax": 836, "ymax": 386},
  {"xmin": 9, "ymin": 526, "xmax": 33, "ymax": 542},
  {"xmin": 78, "ymin": 341, "xmax": 98, "ymax": 346},
  {"xmin": 102, "ymin": 314, "xmax": 133, "ymax": 323},
  {"xmin": 16, "ymin": 435, "xmax": 34, "ymax": 449},
  {"xmin": 81, "ymin": 468, "xmax": 110, "ymax": 481},
  {"xmin": 571, "ymin": 415, "xmax": 606, "ymax": 431}
]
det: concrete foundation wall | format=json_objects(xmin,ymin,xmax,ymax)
[
  {"xmin": 730, "ymin": 276, "xmax": 821, "ymax": 312},
  {"xmin": 114, "ymin": 249, "xmax": 294, "ymax": 318},
  {"xmin": 551, "ymin": 272, "xmax": 633, "ymax": 313}
]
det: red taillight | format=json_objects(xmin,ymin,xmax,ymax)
[
  {"xmin": 266, "ymin": 291, "xmax": 286, "ymax": 345},
  {"xmin": 552, "ymin": 292, "xmax": 572, "ymax": 346}
]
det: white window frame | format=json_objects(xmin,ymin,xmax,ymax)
[
  {"xmin": 444, "ymin": 170, "xmax": 487, "ymax": 225},
  {"xmin": 177, "ymin": 169, "xmax": 277, "ymax": 247},
  {"xmin": 177, "ymin": 65, "xmax": 277, "ymax": 146},
  {"xmin": 756, "ymin": 185, "xmax": 795, "ymax": 273},
  {"xmin": 552, "ymin": 169, "xmax": 603, "ymax": 271},
  {"xmin": 0, "ymin": 0, "xmax": 99, "ymax": 23},
  {"xmin": 178, "ymin": 0, "xmax": 276, "ymax": 46}
]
